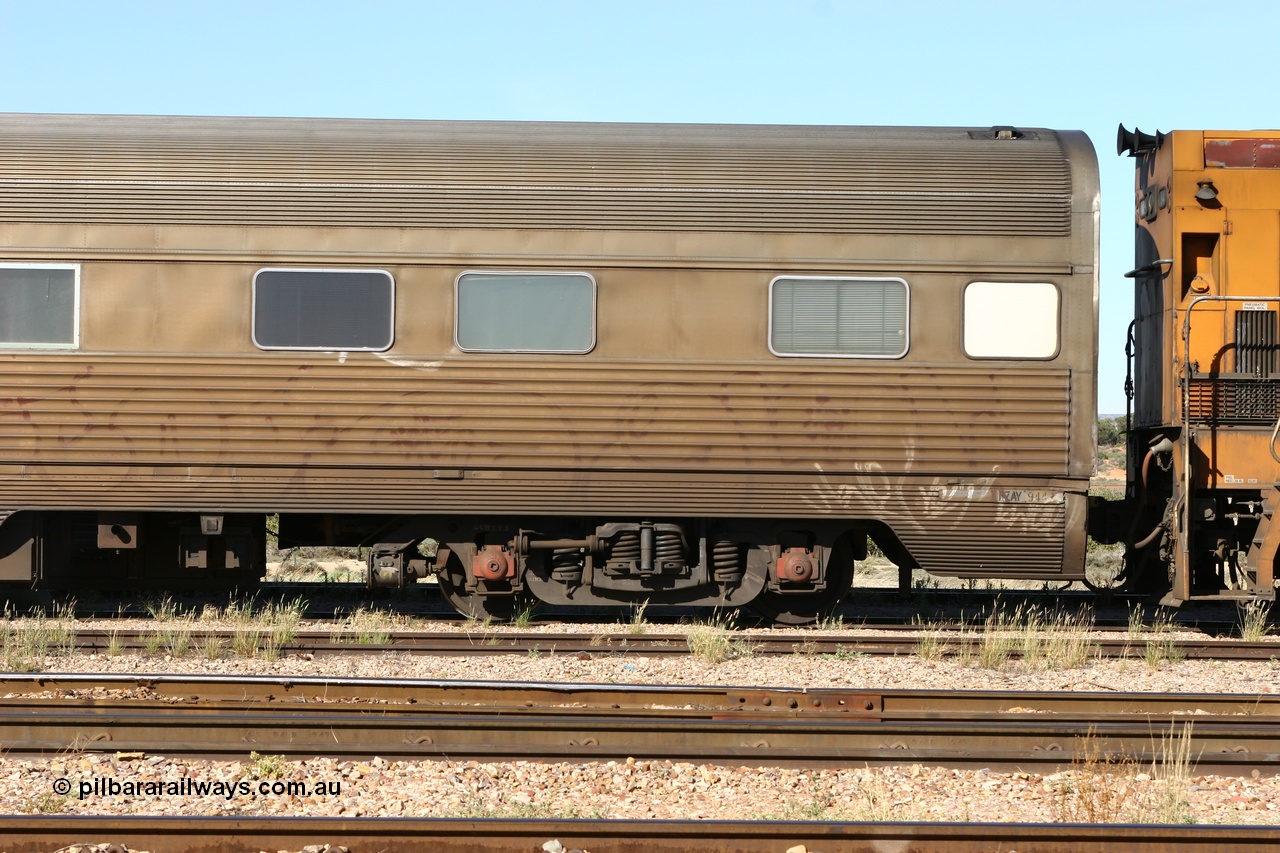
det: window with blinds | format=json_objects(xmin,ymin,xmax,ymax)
[{"xmin": 769, "ymin": 276, "xmax": 908, "ymax": 358}]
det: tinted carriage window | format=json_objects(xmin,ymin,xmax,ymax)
[
  {"xmin": 253, "ymin": 269, "xmax": 394, "ymax": 351},
  {"xmin": 769, "ymin": 277, "xmax": 908, "ymax": 357},
  {"xmin": 0, "ymin": 264, "xmax": 78, "ymax": 348},
  {"xmin": 456, "ymin": 272, "xmax": 595, "ymax": 353}
]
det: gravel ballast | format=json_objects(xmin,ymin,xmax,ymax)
[{"xmin": 1, "ymin": 620, "xmax": 1277, "ymax": 824}]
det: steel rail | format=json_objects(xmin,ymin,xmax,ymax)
[
  {"xmin": 1, "ymin": 675, "xmax": 1278, "ymax": 772},
  {"xmin": 2, "ymin": 703, "xmax": 1277, "ymax": 772},
  {"xmin": 2, "ymin": 816, "xmax": 1279, "ymax": 853},
  {"xmin": 61, "ymin": 628, "xmax": 1280, "ymax": 660},
  {"xmin": 3, "ymin": 673, "xmax": 1278, "ymax": 717}
]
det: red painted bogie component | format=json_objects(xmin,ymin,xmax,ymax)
[
  {"xmin": 775, "ymin": 547, "xmax": 815, "ymax": 583},
  {"xmin": 472, "ymin": 545, "xmax": 516, "ymax": 582}
]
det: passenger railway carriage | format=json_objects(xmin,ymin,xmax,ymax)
[{"xmin": 0, "ymin": 114, "xmax": 1141, "ymax": 620}]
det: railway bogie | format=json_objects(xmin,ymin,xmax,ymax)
[{"xmin": 354, "ymin": 514, "xmax": 861, "ymax": 622}]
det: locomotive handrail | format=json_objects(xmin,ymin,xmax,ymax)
[
  {"xmin": 1181, "ymin": 294, "xmax": 1280, "ymax": 431},
  {"xmin": 1123, "ymin": 258, "xmax": 1173, "ymax": 279}
]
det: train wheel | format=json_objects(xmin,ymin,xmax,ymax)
[
  {"xmin": 436, "ymin": 552, "xmax": 529, "ymax": 622},
  {"xmin": 749, "ymin": 540, "xmax": 854, "ymax": 626}
]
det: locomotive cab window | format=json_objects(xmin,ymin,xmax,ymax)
[
  {"xmin": 769, "ymin": 276, "xmax": 908, "ymax": 358},
  {"xmin": 455, "ymin": 271, "xmax": 596, "ymax": 353},
  {"xmin": 0, "ymin": 263, "xmax": 79, "ymax": 348},
  {"xmin": 963, "ymin": 281, "xmax": 1060, "ymax": 359},
  {"xmin": 253, "ymin": 269, "xmax": 395, "ymax": 351}
]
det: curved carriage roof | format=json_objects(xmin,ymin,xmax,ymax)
[{"xmin": 0, "ymin": 113, "xmax": 1094, "ymax": 237}]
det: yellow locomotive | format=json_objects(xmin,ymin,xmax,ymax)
[{"xmin": 1113, "ymin": 127, "xmax": 1280, "ymax": 603}]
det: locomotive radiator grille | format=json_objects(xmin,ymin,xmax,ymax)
[
  {"xmin": 1235, "ymin": 309, "xmax": 1278, "ymax": 376},
  {"xmin": 1188, "ymin": 377, "xmax": 1280, "ymax": 424}
]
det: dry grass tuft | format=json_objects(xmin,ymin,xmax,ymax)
[
  {"xmin": 1, "ymin": 600, "xmax": 78, "ymax": 671},
  {"xmin": 685, "ymin": 612, "xmax": 753, "ymax": 664},
  {"xmin": 957, "ymin": 602, "xmax": 1097, "ymax": 671},
  {"xmin": 1054, "ymin": 722, "xmax": 1198, "ymax": 824},
  {"xmin": 1238, "ymin": 600, "xmax": 1273, "ymax": 642}
]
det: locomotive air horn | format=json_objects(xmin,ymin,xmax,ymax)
[{"xmin": 1117, "ymin": 124, "xmax": 1167, "ymax": 157}]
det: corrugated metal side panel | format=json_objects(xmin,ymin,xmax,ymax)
[
  {"xmin": 901, "ymin": 502, "xmax": 1067, "ymax": 573},
  {"xmin": 0, "ymin": 183, "xmax": 1068, "ymax": 235},
  {"xmin": 0, "ymin": 116, "xmax": 1072, "ymax": 236},
  {"xmin": 0, "ymin": 356, "xmax": 1071, "ymax": 474},
  {"xmin": 0, "ymin": 469, "xmax": 1074, "ymax": 575}
]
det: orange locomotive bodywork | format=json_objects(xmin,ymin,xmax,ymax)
[{"xmin": 1118, "ymin": 128, "xmax": 1280, "ymax": 602}]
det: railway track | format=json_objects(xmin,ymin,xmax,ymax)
[
  {"xmin": 2, "ymin": 674, "xmax": 1278, "ymax": 773},
  {"xmin": 2, "ymin": 816, "xmax": 1279, "ymax": 853},
  {"xmin": 54, "ymin": 627, "xmax": 1280, "ymax": 660},
  {"xmin": 51, "ymin": 581, "xmax": 1243, "ymax": 629}
]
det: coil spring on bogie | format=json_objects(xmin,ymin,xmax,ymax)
[
  {"xmin": 550, "ymin": 546, "xmax": 584, "ymax": 582},
  {"xmin": 606, "ymin": 529, "xmax": 683, "ymax": 571},
  {"xmin": 711, "ymin": 539, "xmax": 745, "ymax": 584},
  {"xmin": 610, "ymin": 531, "xmax": 641, "ymax": 562},
  {"xmin": 655, "ymin": 531, "xmax": 683, "ymax": 565}
]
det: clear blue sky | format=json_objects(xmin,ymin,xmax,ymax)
[{"xmin": 4, "ymin": 0, "xmax": 1278, "ymax": 414}]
